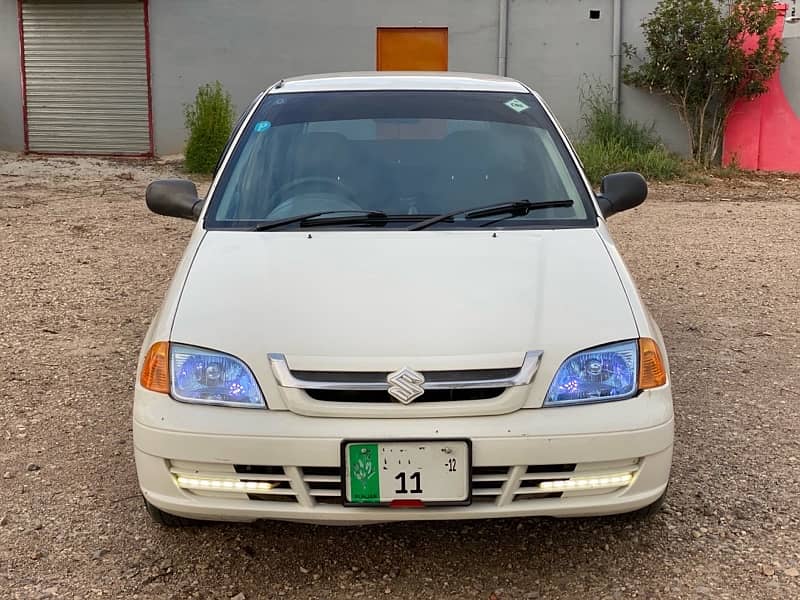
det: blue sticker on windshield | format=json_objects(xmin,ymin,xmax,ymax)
[{"xmin": 254, "ymin": 121, "xmax": 272, "ymax": 133}]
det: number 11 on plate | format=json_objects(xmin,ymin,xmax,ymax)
[{"xmin": 343, "ymin": 440, "xmax": 471, "ymax": 505}]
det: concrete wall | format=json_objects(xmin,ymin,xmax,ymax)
[
  {"xmin": 781, "ymin": 18, "xmax": 800, "ymax": 118},
  {"xmin": 0, "ymin": 0, "xmax": 690, "ymax": 156},
  {"xmin": 148, "ymin": 0, "xmax": 500, "ymax": 154},
  {"xmin": 0, "ymin": 0, "xmax": 24, "ymax": 152},
  {"xmin": 148, "ymin": 0, "xmax": 692, "ymax": 155},
  {"xmin": 508, "ymin": 0, "xmax": 614, "ymax": 138}
]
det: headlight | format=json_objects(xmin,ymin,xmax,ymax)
[
  {"xmin": 169, "ymin": 344, "xmax": 265, "ymax": 408},
  {"xmin": 544, "ymin": 340, "xmax": 638, "ymax": 406}
]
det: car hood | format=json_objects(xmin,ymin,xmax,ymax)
[{"xmin": 171, "ymin": 229, "xmax": 638, "ymax": 374}]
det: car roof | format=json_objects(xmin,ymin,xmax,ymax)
[{"xmin": 269, "ymin": 72, "xmax": 532, "ymax": 94}]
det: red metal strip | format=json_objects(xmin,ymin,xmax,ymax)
[
  {"xmin": 143, "ymin": 0, "xmax": 155, "ymax": 157},
  {"xmin": 389, "ymin": 499, "xmax": 425, "ymax": 508},
  {"xmin": 17, "ymin": 0, "xmax": 29, "ymax": 153}
]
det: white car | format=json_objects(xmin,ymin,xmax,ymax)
[{"xmin": 135, "ymin": 72, "xmax": 673, "ymax": 526}]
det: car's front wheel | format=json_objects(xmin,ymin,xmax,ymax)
[
  {"xmin": 626, "ymin": 485, "xmax": 669, "ymax": 520},
  {"xmin": 143, "ymin": 497, "xmax": 200, "ymax": 527}
]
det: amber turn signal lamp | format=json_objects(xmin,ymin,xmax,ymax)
[
  {"xmin": 141, "ymin": 341, "xmax": 170, "ymax": 393},
  {"xmin": 638, "ymin": 338, "xmax": 667, "ymax": 389}
]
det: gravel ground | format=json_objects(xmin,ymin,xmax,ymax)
[{"xmin": 1, "ymin": 153, "xmax": 799, "ymax": 600}]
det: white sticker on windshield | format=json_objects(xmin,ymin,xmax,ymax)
[{"xmin": 505, "ymin": 98, "xmax": 530, "ymax": 113}]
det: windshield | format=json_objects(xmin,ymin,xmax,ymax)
[{"xmin": 207, "ymin": 90, "xmax": 595, "ymax": 229}]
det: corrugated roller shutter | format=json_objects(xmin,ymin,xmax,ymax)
[{"xmin": 22, "ymin": 0, "xmax": 151, "ymax": 155}]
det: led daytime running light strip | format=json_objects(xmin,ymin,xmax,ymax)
[
  {"xmin": 539, "ymin": 472, "xmax": 634, "ymax": 491},
  {"xmin": 175, "ymin": 475, "xmax": 278, "ymax": 492}
]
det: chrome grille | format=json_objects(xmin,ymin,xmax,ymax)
[
  {"xmin": 291, "ymin": 368, "xmax": 520, "ymax": 385},
  {"xmin": 305, "ymin": 388, "xmax": 505, "ymax": 403},
  {"xmin": 268, "ymin": 351, "xmax": 543, "ymax": 396}
]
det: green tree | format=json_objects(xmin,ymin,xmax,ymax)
[
  {"xmin": 624, "ymin": 0, "xmax": 786, "ymax": 166},
  {"xmin": 183, "ymin": 81, "xmax": 235, "ymax": 174}
]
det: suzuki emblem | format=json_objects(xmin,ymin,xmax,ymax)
[{"xmin": 386, "ymin": 367, "xmax": 425, "ymax": 404}]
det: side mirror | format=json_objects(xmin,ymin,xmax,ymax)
[
  {"xmin": 145, "ymin": 179, "xmax": 204, "ymax": 221},
  {"xmin": 596, "ymin": 172, "xmax": 648, "ymax": 219}
]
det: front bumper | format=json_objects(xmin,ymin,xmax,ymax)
[{"xmin": 133, "ymin": 387, "xmax": 673, "ymax": 524}]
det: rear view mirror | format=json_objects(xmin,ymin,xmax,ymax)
[
  {"xmin": 146, "ymin": 179, "xmax": 204, "ymax": 221},
  {"xmin": 596, "ymin": 172, "xmax": 648, "ymax": 219}
]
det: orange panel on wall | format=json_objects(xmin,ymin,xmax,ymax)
[{"xmin": 377, "ymin": 28, "xmax": 448, "ymax": 71}]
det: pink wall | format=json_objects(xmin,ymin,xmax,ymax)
[{"xmin": 723, "ymin": 4, "xmax": 800, "ymax": 172}]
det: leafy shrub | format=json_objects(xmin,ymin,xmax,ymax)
[
  {"xmin": 183, "ymin": 81, "xmax": 235, "ymax": 174},
  {"xmin": 575, "ymin": 84, "xmax": 686, "ymax": 184},
  {"xmin": 624, "ymin": 0, "xmax": 786, "ymax": 166}
]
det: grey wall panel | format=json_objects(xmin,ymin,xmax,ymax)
[
  {"xmin": 780, "ymin": 20, "xmax": 800, "ymax": 119},
  {"xmin": 620, "ymin": 1, "xmax": 690, "ymax": 154},
  {"xmin": 507, "ymin": 0, "xmax": 614, "ymax": 138},
  {"xmin": 8, "ymin": 0, "xmax": 797, "ymax": 158},
  {"xmin": 148, "ymin": 0, "xmax": 499, "ymax": 154},
  {"xmin": 0, "ymin": 0, "xmax": 25, "ymax": 152},
  {"xmin": 22, "ymin": 0, "xmax": 151, "ymax": 154}
]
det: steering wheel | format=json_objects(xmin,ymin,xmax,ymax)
[{"xmin": 269, "ymin": 176, "xmax": 359, "ymax": 210}]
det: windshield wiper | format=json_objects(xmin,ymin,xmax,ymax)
[
  {"xmin": 407, "ymin": 199, "xmax": 574, "ymax": 231},
  {"xmin": 300, "ymin": 213, "xmax": 431, "ymax": 228},
  {"xmin": 252, "ymin": 210, "xmax": 389, "ymax": 231}
]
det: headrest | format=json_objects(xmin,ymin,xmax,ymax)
[
  {"xmin": 292, "ymin": 132, "xmax": 351, "ymax": 156},
  {"xmin": 439, "ymin": 130, "xmax": 499, "ymax": 167}
]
